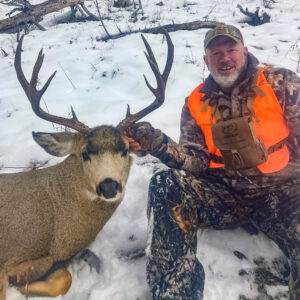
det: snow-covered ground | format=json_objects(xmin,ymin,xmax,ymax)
[{"xmin": 0, "ymin": 0, "xmax": 299, "ymax": 299}]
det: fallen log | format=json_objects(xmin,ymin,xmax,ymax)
[
  {"xmin": 0, "ymin": 0, "xmax": 85, "ymax": 32},
  {"xmin": 97, "ymin": 20, "xmax": 225, "ymax": 42}
]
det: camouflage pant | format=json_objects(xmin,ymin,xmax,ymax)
[{"xmin": 146, "ymin": 169, "xmax": 300, "ymax": 300}]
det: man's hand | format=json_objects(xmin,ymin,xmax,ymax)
[
  {"xmin": 127, "ymin": 137, "xmax": 142, "ymax": 152},
  {"xmin": 125, "ymin": 122, "xmax": 165, "ymax": 154}
]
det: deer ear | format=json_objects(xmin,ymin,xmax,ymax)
[{"xmin": 32, "ymin": 131, "xmax": 80, "ymax": 157}]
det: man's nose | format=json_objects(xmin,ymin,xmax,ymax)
[{"xmin": 220, "ymin": 52, "xmax": 231, "ymax": 63}]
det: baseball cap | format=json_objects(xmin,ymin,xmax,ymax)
[{"xmin": 204, "ymin": 25, "xmax": 244, "ymax": 49}]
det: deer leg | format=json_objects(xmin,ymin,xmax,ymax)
[
  {"xmin": 0, "ymin": 270, "xmax": 7, "ymax": 300},
  {"xmin": 9, "ymin": 256, "xmax": 72, "ymax": 297},
  {"xmin": 17, "ymin": 268, "xmax": 72, "ymax": 297},
  {"xmin": 8, "ymin": 256, "xmax": 53, "ymax": 286}
]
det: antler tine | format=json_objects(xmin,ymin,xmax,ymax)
[
  {"xmin": 117, "ymin": 30, "xmax": 174, "ymax": 131},
  {"xmin": 162, "ymin": 31, "xmax": 174, "ymax": 81},
  {"xmin": 14, "ymin": 35, "xmax": 91, "ymax": 134},
  {"xmin": 15, "ymin": 35, "xmax": 30, "ymax": 97},
  {"xmin": 30, "ymin": 48, "xmax": 45, "ymax": 90},
  {"xmin": 143, "ymin": 51, "xmax": 163, "ymax": 92},
  {"xmin": 141, "ymin": 34, "xmax": 159, "ymax": 79}
]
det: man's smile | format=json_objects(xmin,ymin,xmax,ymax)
[{"xmin": 218, "ymin": 65, "xmax": 235, "ymax": 74}]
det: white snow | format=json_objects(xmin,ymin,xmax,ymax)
[{"xmin": 0, "ymin": 0, "xmax": 299, "ymax": 299}]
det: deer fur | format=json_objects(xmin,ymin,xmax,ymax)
[
  {"xmin": 0, "ymin": 30, "xmax": 173, "ymax": 299},
  {"xmin": 0, "ymin": 126, "xmax": 132, "ymax": 298}
]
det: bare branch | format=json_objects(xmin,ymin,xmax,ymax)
[
  {"xmin": 237, "ymin": 4, "xmax": 270, "ymax": 26},
  {"xmin": 1, "ymin": 48, "xmax": 8, "ymax": 57},
  {"xmin": 79, "ymin": 3, "xmax": 100, "ymax": 20},
  {"xmin": 92, "ymin": 0, "xmax": 111, "ymax": 39}
]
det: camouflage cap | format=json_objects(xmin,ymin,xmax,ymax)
[{"xmin": 204, "ymin": 25, "xmax": 244, "ymax": 49}]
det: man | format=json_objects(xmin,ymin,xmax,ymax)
[{"xmin": 127, "ymin": 25, "xmax": 300, "ymax": 299}]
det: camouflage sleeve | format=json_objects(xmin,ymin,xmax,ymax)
[
  {"xmin": 264, "ymin": 67, "xmax": 300, "ymax": 154},
  {"xmin": 152, "ymin": 98, "xmax": 210, "ymax": 176}
]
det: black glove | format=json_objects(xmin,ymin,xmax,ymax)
[{"xmin": 127, "ymin": 122, "xmax": 165, "ymax": 154}]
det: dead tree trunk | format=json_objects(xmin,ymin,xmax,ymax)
[
  {"xmin": 97, "ymin": 20, "xmax": 225, "ymax": 42},
  {"xmin": 237, "ymin": 4, "xmax": 270, "ymax": 26},
  {"xmin": 0, "ymin": 0, "xmax": 85, "ymax": 32}
]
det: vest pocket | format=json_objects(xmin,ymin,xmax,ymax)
[
  {"xmin": 220, "ymin": 140, "xmax": 268, "ymax": 170},
  {"xmin": 211, "ymin": 116, "xmax": 268, "ymax": 170}
]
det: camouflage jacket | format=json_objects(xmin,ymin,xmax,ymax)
[{"xmin": 151, "ymin": 53, "xmax": 300, "ymax": 191}]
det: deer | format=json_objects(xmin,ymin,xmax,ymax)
[{"xmin": 0, "ymin": 31, "xmax": 174, "ymax": 299}]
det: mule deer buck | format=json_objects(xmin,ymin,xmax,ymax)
[{"xmin": 0, "ymin": 31, "xmax": 173, "ymax": 299}]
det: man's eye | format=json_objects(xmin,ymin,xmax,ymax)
[{"xmin": 121, "ymin": 149, "xmax": 128, "ymax": 157}]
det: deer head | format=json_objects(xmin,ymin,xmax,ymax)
[{"xmin": 14, "ymin": 31, "xmax": 174, "ymax": 202}]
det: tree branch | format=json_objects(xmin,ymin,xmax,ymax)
[
  {"xmin": 97, "ymin": 20, "xmax": 225, "ymax": 42},
  {"xmin": 237, "ymin": 4, "xmax": 270, "ymax": 26},
  {"xmin": 0, "ymin": 0, "xmax": 85, "ymax": 32}
]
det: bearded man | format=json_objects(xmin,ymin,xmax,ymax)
[{"xmin": 127, "ymin": 25, "xmax": 300, "ymax": 299}]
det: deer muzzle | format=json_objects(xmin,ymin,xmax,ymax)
[{"xmin": 96, "ymin": 178, "xmax": 122, "ymax": 199}]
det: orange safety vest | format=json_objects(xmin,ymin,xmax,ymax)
[{"xmin": 188, "ymin": 67, "xmax": 290, "ymax": 173}]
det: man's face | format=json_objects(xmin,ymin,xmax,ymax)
[{"xmin": 204, "ymin": 36, "xmax": 248, "ymax": 89}]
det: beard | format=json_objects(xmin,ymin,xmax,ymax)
[
  {"xmin": 211, "ymin": 72, "xmax": 240, "ymax": 88},
  {"xmin": 210, "ymin": 62, "xmax": 247, "ymax": 89}
]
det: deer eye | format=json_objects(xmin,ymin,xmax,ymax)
[
  {"xmin": 82, "ymin": 152, "xmax": 91, "ymax": 161},
  {"xmin": 121, "ymin": 149, "xmax": 128, "ymax": 157}
]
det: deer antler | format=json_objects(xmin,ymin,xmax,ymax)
[
  {"xmin": 15, "ymin": 35, "xmax": 91, "ymax": 134},
  {"xmin": 117, "ymin": 30, "xmax": 174, "ymax": 131}
]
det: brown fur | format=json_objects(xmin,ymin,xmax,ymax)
[{"xmin": 0, "ymin": 125, "xmax": 132, "ymax": 299}]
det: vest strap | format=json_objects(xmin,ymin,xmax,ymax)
[
  {"xmin": 210, "ymin": 103, "xmax": 223, "ymax": 123},
  {"xmin": 211, "ymin": 138, "xmax": 287, "ymax": 165},
  {"xmin": 201, "ymin": 99, "xmax": 210, "ymax": 112},
  {"xmin": 246, "ymin": 67, "xmax": 266, "ymax": 122},
  {"xmin": 210, "ymin": 153, "xmax": 224, "ymax": 164},
  {"xmin": 267, "ymin": 138, "xmax": 287, "ymax": 154}
]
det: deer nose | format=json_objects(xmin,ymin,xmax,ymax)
[{"xmin": 96, "ymin": 178, "xmax": 122, "ymax": 199}]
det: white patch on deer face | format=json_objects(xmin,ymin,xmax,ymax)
[
  {"xmin": 75, "ymin": 126, "xmax": 131, "ymax": 202},
  {"xmin": 82, "ymin": 144, "xmax": 132, "ymax": 202}
]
